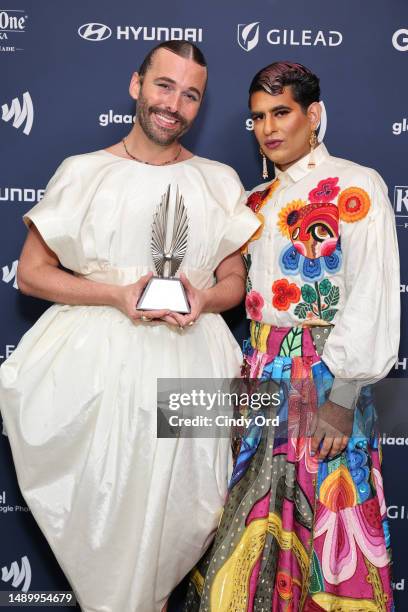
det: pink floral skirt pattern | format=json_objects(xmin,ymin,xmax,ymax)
[{"xmin": 183, "ymin": 323, "xmax": 393, "ymax": 612}]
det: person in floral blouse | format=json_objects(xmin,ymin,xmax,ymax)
[{"xmin": 184, "ymin": 62, "xmax": 400, "ymax": 611}]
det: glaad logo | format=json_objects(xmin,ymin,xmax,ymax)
[
  {"xmin": 393, "ymin": 187, "xmax": 408, "ymax": 217},
  {"xmin": 79, "ymin": 23, "xmax": 203, "ymax": 43},
  {"xmin": 237, "ymin": 22, "xmax": 260, "ymax": 52},
  {"xmin": 392, "ymin": 578, "xmax": 405, "ymax": 591},
  {"xmin": 381, "ymin": 435, "xmax": 408, "ymax": 446},
  {"xmin": 1, "ymin": 556, "xmax": 31, "ymax": 592},
  {"xmin": 1, "ymin": 92, "xmax": 33, "ymax": 135},
  {"xmin": 99, "ymin": 110, "xmax": 135, "ymax": 127},
  {"xmin": 78, "ymin": 23, "xmax": 112, "ymax": 42},
  {"xmin": 392, "ymin": 118, "xmax": 408, "ymax": 135},
  {"xmin": 245, "ymin": 100, "xmax": 327, "ymax": 143},
  {"xmin": 2, "ymin": 260, "xmax": 18, "ymax": 289},
  {"xmin": 0, "ymin": 9, "xmax": 28, "ymax": 53},
  {"xmin": 392, "ymin": 29, "xmax": 408, "ymax": 52}
]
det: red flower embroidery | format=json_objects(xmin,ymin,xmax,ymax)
[
  {"xmin": 309, "ymin": 177, "xmax": 340, "ymax": 203},
  {"xmin": 272, "ymin": 279, "xmax": 301, "ymax": 311},
  {"xmin": 246, "ymin": 190, "xmax": 264, "ymax": 213},
  {"xmin": 276, "ymin": 571, "xmax": 293, "ymax": 600},
  {"xmin": 245, "ymin": 290, "xmax": 264, "ymax": 321},
  {"xmin": 246, "ymin": 179, "xmax": 280, "ymax": 213}
]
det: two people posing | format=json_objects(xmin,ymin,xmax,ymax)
[{"xmin": 0, "ymin": 41, "xmax": 399, "ymax": 612}]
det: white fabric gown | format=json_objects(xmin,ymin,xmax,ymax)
[{"xmin": 0, "ymin": 151, "xmax": 259, "ymax": 612}]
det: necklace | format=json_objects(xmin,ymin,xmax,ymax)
[{"xmin": 122, "ymin": 138, "xmax": 182, "ymax": 165}]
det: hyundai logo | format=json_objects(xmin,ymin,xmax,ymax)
[{"xmin": 78, "ymin": 23, "xmax": 112, "ymax": 42}]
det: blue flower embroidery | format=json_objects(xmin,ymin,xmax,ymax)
[{"xmin": 279, "ymin": 241, "xmax": 342, "ymax": 282}]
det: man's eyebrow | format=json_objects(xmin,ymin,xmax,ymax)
[
  {"xmin": 269, "ymin": 104, "xmax": 291, "ymax": 113},
  {"xmin": 251, "ymin": 104, "xmax": 291, "ymax": 116},
  {"xmin": 154, "ymin": 76, "xmax": 202, "ymax": 99}
]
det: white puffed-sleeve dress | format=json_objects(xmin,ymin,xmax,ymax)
[{"xmin": 0, "ymin": 150, "xmax": 260, "ymax": 612}]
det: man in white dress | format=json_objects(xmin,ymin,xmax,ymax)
[{"xmin": 0, "ymin": 41, "xmax": 259, "ymax": 612}]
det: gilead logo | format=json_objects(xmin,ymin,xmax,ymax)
[
  {"xmin": 387, "ymin": 506, "xmax": 408, "ymax": 519},
  {"xmin": 266, "ymin": 29, "xmax": 342, "ymax": 46},
  {"xmin": 237, "ymin": 22, "xmax": 260, "ymax": 52}
]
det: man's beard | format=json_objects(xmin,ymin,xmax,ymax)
[{"xmin": 136, "ymin": 92, "xmax": 190, "ymax": 146}]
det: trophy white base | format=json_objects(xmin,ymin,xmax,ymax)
[{"xmin": 136, "ymin": 277, "xmax": 191, "ymax": 314}]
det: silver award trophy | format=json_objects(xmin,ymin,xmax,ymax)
[{"xmin": 136, "ymin": 184, "xmax": 190, "ymax": 313}]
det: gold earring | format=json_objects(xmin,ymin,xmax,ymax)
[
  {"xmin": 260, "ymin": 147, "xmax": 268, "ymax": 179},
  {"xmin": 308, "ymin": 130, "xmax": 318, "ymax": 169}
]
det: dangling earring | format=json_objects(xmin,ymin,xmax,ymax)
[
  {"xmin": 260, "ymin": 147, "xmax": 268, "ymax": 179},
  {"xmin": 308, "ymin": 130, "xmax": 318, "ymax": 169}
]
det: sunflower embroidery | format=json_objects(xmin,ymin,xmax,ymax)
[{"xmin": 277, "ymin": 200, "xmax": 307, "ymax": 238}]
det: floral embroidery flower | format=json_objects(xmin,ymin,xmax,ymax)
[
  {"xmin": 338, "ymin": 186, "xmax": 371, "ymax": 222},
  {"xmin": 247, "ymin": 179, "xmax": 280, "ymax": 213},
  {"xmin": 245, "ymin": 290, "xmax": 265, "ymax": 321},
  {"xmin": 272, "ymin": 279, "xmax": 301, "ymax": 311},
  {"xmin": 246, "ymin": 190, "xmax": 264, "ymax": 213},
  {"xmin": 279, "ymin": 242, "xmax": 342, "ymax": 283},
  {"xmin": 276, "ymin": 571, "xmax": 293, "ymax": 600},
  {"xmin": 309, "ymin": 177, "xmax": 340, "ymax": 203},
  {"xmin": 277, "ymin": 200, "xmax": 307, "ymax": 238}
]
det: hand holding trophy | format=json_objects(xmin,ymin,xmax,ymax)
[{"xmin": 136, "ymin": 184, "xmax": 191, "ymax": 314}]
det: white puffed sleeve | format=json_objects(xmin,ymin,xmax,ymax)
[
  {"xmin": 322, "ymin": 170, "xmax": 400, "ymax": 408},
  {"xmin": 209, "ymin": 167, "xmax": 260, "ymax": 269},
  {"xmin": 23, "ymin": 156, "xmax": 88, "ymax": 273}
]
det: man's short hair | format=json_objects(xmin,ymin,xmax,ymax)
[
  {"xmin": 248, "ymin": 61, "xmax": 320, "ymax": 112},
  {"xmin": 138, "ymin": 40, "xmax": 207, "ymax": 77}
]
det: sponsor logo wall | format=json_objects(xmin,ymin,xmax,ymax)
[{"xmin": 1, "ymin": 0, "xmax": 408, "ymax": 607}]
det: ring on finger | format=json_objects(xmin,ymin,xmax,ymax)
[{"xmin": 141, "ymin": 315, "xmax": 150, "ymax": 322}]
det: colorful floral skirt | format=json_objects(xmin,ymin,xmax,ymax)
[{"xmin": 183, "ymin": 323, "xmax": 393, "ymax": 612}]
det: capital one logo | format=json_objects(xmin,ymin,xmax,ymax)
[
  {"xmin": 1, "ymin": 556, "xmax": 31, "ymax": 592},
  {"xmin": 238, "ymin": 22, "xmax": 260, "ymax": 52},
  {"xmin": 1, "ymin": 92, "xmax": 33, "ymax": 135},
  {"xmin": 78, "ymin": 23, "xmax": 112, "ymax": 41},
  {"xmin": 392, "ymin": 29, "xmax": 408, "ymax": 52}
]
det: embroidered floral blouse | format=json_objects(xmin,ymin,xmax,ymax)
[{"xmin": 243, "ymin": 144, "xmax": 400, "ymax": 409}]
